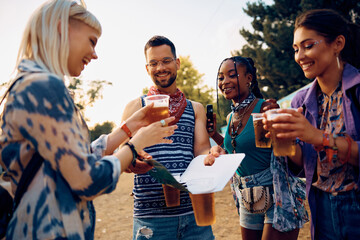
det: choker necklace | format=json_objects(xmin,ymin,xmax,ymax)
[
  {"xmin": 232, "ymin": 93, "xmax": 256, "ymax": 120},
  {"xmin": 231, "ymin": 93, "xmax": 256, "ymax": 113},
  {"xmin": 230, "ymin": 98, "xmax": 256, "ymax": 153}
]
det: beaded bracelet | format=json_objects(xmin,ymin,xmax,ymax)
[
  {"xmin": 328, "ymin": 134, "xmax": 338, "ymax": 162},
  {"xmin": 314, "ymin": 132, "xmax": 338, "ymax": 162},
  {"xmin": 329, "ymin": 134, "xmax": 352, "ymax": 164},
  {"xmin": 315, "ymin": 132, "xmax": 353, "ymax": 164},
  {"xmin": 314, "ymin": 132, "xmax": 329, "ymax": 151},
  {"xmin": 124, "ymin": 142, "xmax": 138, "ymax": 166}
]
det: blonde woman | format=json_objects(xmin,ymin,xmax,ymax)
[{"xmin": 0, "ymin": 0, "xmax": 176, "ymax": 239}]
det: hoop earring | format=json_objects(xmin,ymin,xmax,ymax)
[{"xmin": 337, "ymin": 56, "xmax": 340, "ymax": 69}]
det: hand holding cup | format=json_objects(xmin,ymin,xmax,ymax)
[
  {"xmin": 130, "ymin": 116, "xmax": 177, "ymax": 153},
  {"xmin": 264, "ymin": 108, "xmax": 299, "ymax": 156}
]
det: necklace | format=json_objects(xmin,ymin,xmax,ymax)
[
  {"xmin": 231, "ymin": 93, "xmax": 256, "ymax": 119},
  {"xmin": 230, "ymin": 99, "xmax": 256, "ymax": 152}
]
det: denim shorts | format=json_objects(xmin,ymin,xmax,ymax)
[
  {"xmin": 238, "ymin": 190, "xmax": 275, "ymax": 230},
  {"xmin": 233, "ymin": 168, "xmax": 275, "ymax": 230},
  {"xmin": 314, "ymin": 187, "xmax": 360, "ymax": 240},
  {"xmin": 133, "ymin": 213, "xmax": 214, "ymax": 240}
]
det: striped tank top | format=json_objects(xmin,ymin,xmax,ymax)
[{"xmin": 133, "ymin": 97, "xmax": 195, "ymax": 217}]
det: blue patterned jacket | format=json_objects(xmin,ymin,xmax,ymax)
[{"xmin": 0, "ymin": 59, "xmax": 120, "ymax": 240}]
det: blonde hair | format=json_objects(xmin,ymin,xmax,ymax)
[{"xmin": 16, "ymin": 0, "xmax": 102, "ymax": 78}]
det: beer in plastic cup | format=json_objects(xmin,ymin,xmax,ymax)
[
  {"xmin": 189, "ymin": 192, "xmax": 216, "ymax": 226},
  {"xmin": 162, "ymin": 184, "xmax": 180, "ymax": 207},
  {"xmin": 251, "ymin": 113, "xmax": 271, "ymax": 148},
  {"xmin": 265, "ymin": 109, "xmax": 296, "ymax": 157},
  {"xmin": 162, "ymin": 173, "xmax": 181, "ymax": 207},
  {"xmin": 144, "ymin": 95, "xmax": 170, "ymax": 122}
]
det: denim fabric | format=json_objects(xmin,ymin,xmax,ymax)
[
  {"xmin": 271, "ymin": 155, "xmax": 309, "ymax": 232},
  {"xmin": 233, "ymin": 168, "xmax": 273, "ymax": 189},
  {"xmin": 239, "ymin": 203, "xmax": 274, "ymax": 230},
  {"xmin": 133, "ymin": 214, "xmax": 214, "ymax": 240},
  {"xmin": 314, "ymin": 188, "xmax": 360, "ymax": 240},
  {"xmin": 232, "ymin": 168, "xmax": 274, "ymax": 230}
]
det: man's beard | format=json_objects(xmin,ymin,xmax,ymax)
[{"xmin": 154, "ymin": 73, "xmax": 177, "ymax": 88}]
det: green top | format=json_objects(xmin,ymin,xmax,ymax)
[{"xmin": 224, "ymin": 99, "xmax": 272, "ymax": 176}]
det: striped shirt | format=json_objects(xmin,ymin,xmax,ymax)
[{"xmin": 133, "ymin": 98, "xmax": 195, "ymax": 217}]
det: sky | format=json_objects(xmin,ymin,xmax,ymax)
[{"xmin": 0, "ymin": 0, "xmax": 273, "ymax": 127}]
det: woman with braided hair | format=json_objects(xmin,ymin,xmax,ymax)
[{"xmin": 205, "ymin": 56, "xmax": 307, "ymax": 240}]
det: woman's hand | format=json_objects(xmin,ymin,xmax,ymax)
[
  {"xmin": 130, "ymin": 116, "xmax": 177, "ymax": 152},
  {"xmin": 125, "ymin": 150, "xmax": 154, "ymax": 174},
  {"xmin": 263, "ymin": 108, "xmax": 322, "ymax": 145},
  {"xmin": 204, "ymin": 145, "xmax": 226, "ymax": 166},
  {"xmin": 126, "ymin": 103, "xmax": 170, "ymax": 134},
  {"xmin": 262, "ymin": 98, "xmax": 280, "ymax": 112},
  {"xmin": 207, "ymin": 113, "xmax": 217, "ymax": 137}
]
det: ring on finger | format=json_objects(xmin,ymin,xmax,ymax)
[{"xmin": 160, "ymin": 119, "xmax": 166, "ymax": 127}]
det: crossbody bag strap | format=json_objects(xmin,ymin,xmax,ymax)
[
  {"xmin": 13, "ymin": 152, "xmax": 44, "ymax": 209},
  {"xmin": 1, "ymin": 76, "xmax": 44, "ymax": 210}
]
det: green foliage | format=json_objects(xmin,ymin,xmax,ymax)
[
  {"xmin": 235, "ymin": 0, "xmax": 360, "ymax": 100},
  {"xmin": 68, "ymin": 77, "xmax": 112, "ymax": 120},
  {"xmin": 89, "ymin": 121, "xmax": 115, "ymax": 142},
  {"xmin": 176, "ymin": 56, "xmax": 214, "ymax": 106},
  {"xmin": 142, "ymin": 87, "xmax": 149, "ymax": 95},
  {"xmin": 68, "ymin": 77, "xmax": 114, "ymax": 139},
  {"xmin": 176, "ymin": 56, "xmax": 232, "ymax": 130},
  {"xmin": 215, "ymin": 94, "xmax": 232, "ymax": 132}
]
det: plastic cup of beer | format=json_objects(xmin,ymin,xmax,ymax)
[
  {"xmin": 144, "ymin": 95, "xmax": 170, "ymax": 123},
  {"xmin": 251, "ymin": 113, "xmax": 271, "ymax": 148},
  {"xmin": 162, "ymin": 173, "xmax": 181, "ymax": 207},
  {"xmin": 265, "ymin": 109, "xmax": 296, "ymax": 157},
  {"xmin": 189, "ymin": 192, "xmax": 216, "ymax": 226},
  {"xmin": 187, "ymin": 178, "xmax": 216, "ymax": 226},
  {"xmin": 162, "ymin": 185, "xmax": 180, "ymax": 207}
]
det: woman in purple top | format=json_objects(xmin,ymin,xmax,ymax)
[{"xmin": 264, "ymin": 9, "xmax": 360, "ymax": 240}]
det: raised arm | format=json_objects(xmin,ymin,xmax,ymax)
[
  {"xmin": 104, "ymin": 98, "xmax": 143, "ymax": 155},
  {"xmin": 192, "ymin": 101, "xmax": 211, "ymax": 157}
]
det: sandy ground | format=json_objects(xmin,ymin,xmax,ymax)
[{"xmin": 94, "ymin": 173, "xmax": 312, "ymax": 240}]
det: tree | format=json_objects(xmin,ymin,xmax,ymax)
[
  {"xmin": 0, "ymin": 76, "xmax": 115, "ymax": 141},
  {"xmin": 214, "ymin": 93, "xmax": 232, "ymax": 133},
  {"xmin": 234, "ymin": 0, "xmax": 360, "ymax": 100},
  {"xmin": 89, "ymin": 121, "xmax": 115, "ymax": 142},
  {"xmin": 176, "ymin": 56, "xmax": 214, "ymax": 106},
  {"xmin": 177, "ymin": 56, "xmax": 232, "ymax": 130},
  {"xmin": 68, "ymin": 77, "xmax": 112, "ymax": 120},
  {"xmin": 68, "ymin": 77, "xmax": 116, "ymax": 139}
]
